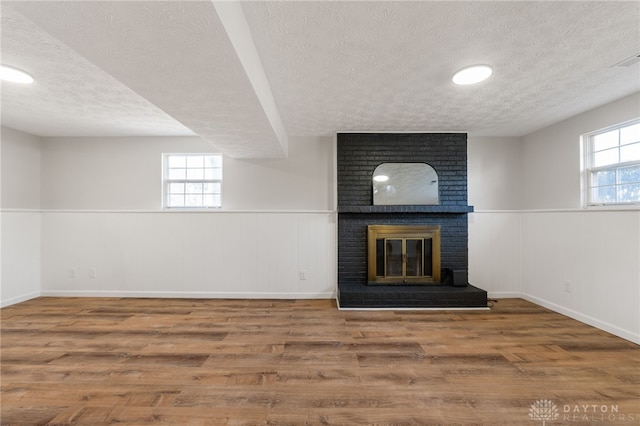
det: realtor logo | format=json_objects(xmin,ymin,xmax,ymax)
[{"xmin": 530, "ymin": 399, "xmax": 559, "ymax": 425}]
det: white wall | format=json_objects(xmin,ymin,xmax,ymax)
[
  {"xmin": 1, "ymin": 126, "xmax": 42, "ymax": 306},
  {"xmin": 41, "ymin": 135, "xmax": 333, "ymax": 211},
  {"xmin": 467, "ymin": 94, "xmax": 640, "ymax": 343},
  {"xmin": 467, "ymin": 137, "xmax": 522, "ymax": 297},
  {"xmin": 41, "ymin": 136, "xmax": 207, "ymax": 210},
  {"xmin": 41, "ymin": 211, "xmax": 335, "ymax": 298},
  {"xmin": 2, "ymin": 127, "xmax": 42, "ymax": 209},
  {"xmin": 468, "ymin": 137, "xmax": 522, "ymax": 211},
  {"xmin": 519, "ymin": 92, "xmax": 640, "ymax": 343},
  {"xmin": 468, "ymin": 211, "xmax": 521, "ymax": 297},
  {"xmin": 522, "ymin": 92, "xmax": 640, "ymax": 210},
  {"xmin": 3, "ymin": 93, "xmax": 638, "ymax": 343},
  {"xmin": 223, "ymin": 136, "xmax": 332, "ymax": 210},
  {"xmin": 521, "ymin": 210, "xmax": 639, "ymax": 342},
  {"xmin": 36, "ymin": 134, "xmax": 336, "ymax": 300}
]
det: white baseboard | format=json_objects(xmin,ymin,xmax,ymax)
[
  {"xmin": 487, "ymin": 291, "xmax": 522, "ymax": 299},
  {"xmin": 1, "ymin": 291, "xmax": 40, "ymax": 308},
  {"xmin": 521, "ymin": 293, "xmax": 640, "ymax": 345},
  {"xmin": 39, "ymin": 290, "xmax": 336, "ymax": 300}
]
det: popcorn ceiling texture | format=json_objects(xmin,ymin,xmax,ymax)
[
  {"xmin": 0, "ymin": 7, "xmax": 194, "ymax": 138},
  {"xmin": 243, "ymin": 1, "xmax": 639, "ymax": 137},
  {"xmin": 2, "ymin": 1, "xmax": 639, "ymax": 158},
  {"xmin": 5, "ymin": 2, "xmax": 285, "ymax": 158}
]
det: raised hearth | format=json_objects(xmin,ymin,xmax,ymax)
[{"xmin": 338, "ymin": 280, "xmax": 488, "ymax": 309}]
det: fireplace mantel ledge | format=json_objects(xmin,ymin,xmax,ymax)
[{"xmin": 338, "ymin": 205, "xmax": 474, "ymax": 214}]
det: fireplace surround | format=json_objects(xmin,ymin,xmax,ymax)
[{"xmin": 336, "ymin": 132, "xmax": 487, "ymax": 308}]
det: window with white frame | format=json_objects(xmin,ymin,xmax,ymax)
[
  {"xmin": 583, "ymin": 119, "xmax": 640, "ymax": 206},
  {"xmin": 163, "ymin": 154, "xmax": 222, "ymax": 208}
]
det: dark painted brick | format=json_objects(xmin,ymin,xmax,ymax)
[{"xmin": 336, "ymin": 133, "xmax": 472, "ymax": 294}]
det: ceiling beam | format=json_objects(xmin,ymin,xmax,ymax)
[
  {"xmin": 7, "ymin": 1, "xmax": 288, "ymax": 158},
  {"xmin": 213, "ymin": 1, "xmax": 288, "ymax": 157}
]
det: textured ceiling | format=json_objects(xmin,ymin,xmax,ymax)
[
  {"xmin": 0, "ymin": 6, "xmax": 194, "ymax": 138},
  {"xmin": 1, "ymin": 1, "xmax": 639, "ymax": 158},
  {"xmin": 4, "ymin": 1, "xmax": 287, "ymax": 158},
  {"xmin": 242, "ymin": 1, "xmax": 640, "ymax": 137}
]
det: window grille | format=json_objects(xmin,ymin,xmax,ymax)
[
  {"xmin": 583, "ymin": 119, "xmax": 640, "ymax": 206},
  {"xmin": 163, "ymin": 154, "xmax": 222, "ymax": 208}
]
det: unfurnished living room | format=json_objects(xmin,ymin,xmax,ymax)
[{"xmin": 1, "ymin": 1, "xmax": 639, "ymax": 425}]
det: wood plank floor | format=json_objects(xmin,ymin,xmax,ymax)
[{"xmin": 1, "ymin": 298, "xmax": 639, "ymax": 425}]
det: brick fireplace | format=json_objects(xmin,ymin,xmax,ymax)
[{"xmin": 336, "ymin": 132, "xmax": 487, "ymax": 308}]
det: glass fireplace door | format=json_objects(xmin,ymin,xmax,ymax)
[
  {"xmin": 385, "ymin": 239, "xmax": 404, "ymax": 277},
  {"xmin": 405, "ymin": 238, "xmax": 423, "ymax": 277},
  {"xmin": 381, "ymin": 238, "xmax": 428, "ymax": 279},
  {"xmin": 368, "ymin": 225, "xmax": 441, "ymax": 284}
]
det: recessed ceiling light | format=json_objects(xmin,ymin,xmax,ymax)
[
  {"xmin": 452, "ymin": 65, "xmax": 492, "ymax": 85},
  {"xmin": 0, "ymin": 65, "xmax": 34, "ymax": 84}
]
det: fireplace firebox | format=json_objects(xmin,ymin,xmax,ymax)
[{"xmin": 367, "ymin": 225, "xmax": 441, "ymax": 285}]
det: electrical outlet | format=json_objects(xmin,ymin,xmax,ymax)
[
  {"xmin": 299, "ymin": 270, "xmax": 307, "ymax": 280},
  {"xmin": 69, "ymin": 268, "xmax": 77, "ymax": 279},
  {"xmin": 89, "ymin": 268, "xmax": 97, "ymax": 279},
  {"xmin": 563, "ymin": 280, "xmax": 572, "ymax": 293}
]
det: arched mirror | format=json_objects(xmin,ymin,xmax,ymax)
[{"xmin": 372, "ymin": 163, "xmax": 439, "ymax": 205}]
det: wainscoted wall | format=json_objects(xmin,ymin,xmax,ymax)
[
  {"xmin": 515, "ymin": 93, "xmax": 640, "ymax": 345},
  {"xmin": 468, "ymin": 208, "xmax": 640, "ymax": 343},
  {"xmin": 521, "ymin": 210, "xmax": 640, "ymax": 343},
  {"xmin": 34, "ymin": 134, "xmax": 336, "ymax": 299},
  {"xmin": 1, "ymin": 127, "xmax": 42, "ymax": 307},
  {"xmin": 1, "ymin": 130, "xmax": 337, "ymax": 304},
  {"xmin": 0, "ymin": 211, "xmax": 41, "ymax": 307},
  {"xmin": 2, "ymin": 93, "xmax": 638, "ymax": 343},
  {"xmin": 40, "ymin": 211, "xmax": 336, "ymax": 299},
  {"xmin": 467, "ymin": 211, "xmax": 522, "ymax": 298},
  {"xmin": 467, "ymin": 138, "xmax": 523, "ymax": 298}
]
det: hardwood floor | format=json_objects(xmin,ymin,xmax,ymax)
[{"xmin": 1, "ymin": 297, "xmax": 639, "ymax": 425}]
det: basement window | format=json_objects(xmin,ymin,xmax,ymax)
[
  {"xmin": 582, "ymin": 119, "xmax": 640, "ymax": 206},
  {"xmin": 163, "ymin": 154, "xmax": 222, "ymax": 209}
]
